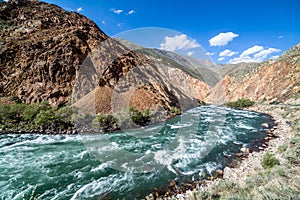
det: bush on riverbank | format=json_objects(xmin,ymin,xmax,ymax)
[
  {"xmin": 94, "ymin": 114, "xmax": 117, "ymax": 131},
  {"xmin": 225, "ymin": 98, "xmax": 255, "ymax": 109},
  {"xmin": 0, "ymin": 101, "xmax": 77, "ymax": 131},
  {"xmin": 129, "ymin": 107, "xmax": 150, "ymax": 126},
  {"xmin": 170, "ymin": 106, "xmax": 181, "ymax": 116}
]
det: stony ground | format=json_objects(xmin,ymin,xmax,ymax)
[{"xmin": 145, "ymin": 99, "xmax": 300, "ymax": 200}]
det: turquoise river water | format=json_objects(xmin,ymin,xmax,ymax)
[{"xmin": 0, "ymin": 106, "xmax": 273, "ymax": 199}]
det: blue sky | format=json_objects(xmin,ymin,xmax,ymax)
[{"xmin": 42, "ymin": 0, "xmax": 300, "ymax": 63}]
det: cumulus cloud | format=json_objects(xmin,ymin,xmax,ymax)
[
  {"xmin": 160, "ymin": 34, "xmax": 200, "ymax": 52},
  {"xmin": 205, "ymin": 52, "xmax": 214, "ymax": 56},
  {"xmin": 240, "ymin": 45, "xmax": 264, "ymax": 57},
  {"xmin": 219, "ymin": 49, "xmax": 238, "ymax": 57},
  {"xmin": 111, "ymin": 8, "xmax": 123, "ymax": 15},
  {"xmin": 229, "ymin": 45, "xmax": 280, "ymax": 64},
  {"xmin": 217, "ymin": 57, "xmax": 225, "ymax": 61},
  {"xmin": 187, "ymin": 52, "xmax": 194, "ymax": 56},
  {"xmin": 209, "ymin": 32, "xmax": 239, "ymax": 46},
  {"xmin": 127, "ymin": 10, "xmax": 135, "ymax": 15},
  {"xmin": 253, "ymin": 48, "xmax": 280, "ymax": 59},
  {"xmin": 76, "ymin": 7, "xmax": 83, "ymax": 12}
]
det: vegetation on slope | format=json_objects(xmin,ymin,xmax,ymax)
[
  {"xmin": 0, "ymin": 97, "xmax": 77, "ymax": 133},
  {"xmin": 225, "ymin": 99, "xmax": 255, "ymax": 109}
]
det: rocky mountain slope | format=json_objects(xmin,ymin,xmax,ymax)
[
  {"xmin": 208, "ymin": 44, "xmax": 300, "ymax": 103},
  {"xmin": 115, "ymin": 38, "xmax": 221, "ymax": 87},
  {"xmin": 0, "ymin": 0, "xmax": 210, "ymax": 121},
  {"xmin": 0, "ymin": 0, "xmax": 109, "ymax": 106}
]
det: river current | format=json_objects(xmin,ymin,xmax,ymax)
[{"xmin": 0, "ymin": 106, "xmax": 273, "ymax": 199}]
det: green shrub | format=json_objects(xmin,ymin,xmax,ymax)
[
  {"xmin": 34, "ymin": 108, "xmax": 57, "ymax": 126},
  {"xmin": 57, "ymin": 106, "xmax": 78, "ymax": 124},
  {"xmin": 7, "ymin": 103, "xmax": 26, "ymax": 121},
  {"xmin": 261, "ymin": 152, "xmax": 279, "ymax": 169},
  {"xmin": 199, "ymin": 100, "xmax": 207, "ymax": 106},
  {"xmin": 170, "ymin": 106, "xmax": 181, "ymax": 115},
  {"xmin": 23, "ymin": 103, "xmax": 44, "ymax": 122},
  {"xmin": 293, "ymin": 92, "xmax": 300, "ymax": 99},
  {"xmin": 225, "ymin": 99, "xmax": 255, "ymax": 109},
  {"xmin": 95, "ymin": 114, "xmax": 117, "ymax": 131},
  {"xmin": 0, "ymin": 101, "xmax": 77, "ymax": 131},
  {"xmin": 11, "ymin": 96, "xmax": 22, "ymax": 104},
  {"xmin": 129, "ymin": 107, "xmax": 150, "ymax": 126}
]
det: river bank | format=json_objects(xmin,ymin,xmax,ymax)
[{"xmin": 146, "ymin": 102, "xmax": 300, "ymax": 199}]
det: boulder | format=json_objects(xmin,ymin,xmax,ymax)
[{"xmin": 261, "ymin": 123, "xmax": 269, "ymax": 128}]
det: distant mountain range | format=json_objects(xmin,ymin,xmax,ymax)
[{"xmin": 1, "ymin": 0, "xmax": 299, "ymax": 119}]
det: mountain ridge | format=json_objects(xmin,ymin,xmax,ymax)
[{"xmin": 0, "ymin": 0, "xmax": 210, "ymax": 122}]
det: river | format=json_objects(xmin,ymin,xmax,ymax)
[{"xmin": 0, "ymin": 106, "xmax": 273, "ymax": 199}]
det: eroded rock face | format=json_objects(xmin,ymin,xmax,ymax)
[
  {"xmin": 73, "ymin": 42, "xmax": 211, "ymax": 118},
  {"xmin": 207, "ymin": 45, "xmax": 300, "ymax": 103},
  {"xmin": 0, "ymin": 0, "xmax": 108, "ymax": 106}
]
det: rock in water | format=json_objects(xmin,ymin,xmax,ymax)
[{"xmin": 261, "ymin": 123, "xmax": 269, "ymax": 128}]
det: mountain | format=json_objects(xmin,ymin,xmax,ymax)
[
  {"xmin": 115, "ymin": 38, "xmax": 221, "ymax": 87},
  {"xmin": 0, "ymin": 0, "xmax": 210, "ymax": 121},
  {"xmin": 208, "ymin": 43, "xmax": 300, "ymax": 103},
  {"xmin": 0, "ymin": 0, "xmax": 108, "ymax": 106}
]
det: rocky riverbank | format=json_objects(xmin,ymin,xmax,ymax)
[{"xmin": 145, "ymin": 102, "xmax": 299, "ymax": 200}]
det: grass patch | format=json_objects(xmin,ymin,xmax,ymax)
[
  {"xmin": 261, "ymin": 152, "xmax": 280, "ymax": 169},
  {"xmin": 225, "ymin": 98, "xmax": 255, "ymax": 109},
  {"xmin": 293, "ymin": 92, "xmax": 300, "ymax": 99}
]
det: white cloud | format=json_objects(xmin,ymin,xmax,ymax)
[
  {"xmin": 240, "ymin": 45, "xmax": 264, "ymax": 57},
  {"xmin": 117, "ymin": 23, "xmax": 123, "ymax": 27},
  {"xmin": 101, "ymin": 20, "xmax": 105, "ymax": 24},
  {"xmin": 253, "ymin": 48, "xmax": 280, "ymax": 59},
  {"xmin": 187, "ymin": 52, "xmax": 194, "ymax": 56},
  {"xmin": 219, "ymin": 49, "xmax": 238, "ymax": 57},
  {"xmin": 111, "ymin": 8, "xmax": 123, "ymax": 15},
  {"xmin": 217, "ymin": 57, "xmax": 225, "ymax": 61},
  {"xmin": 76, "ymin": 7, "xmax": 83, "ymax": 12},
  {"xmin": 278, "ymin": 35, "xmax": 283, "ymax": 39},
  {"xmin": 160, "ymin": 34, "xmax": 200, "ymax": 52},
  {"xmin": 127, "ymin": 10, "xmax": 135, "ymax": 15},
  {"xmin": 209, "ymin": 32, "xmax": 239, "ymax": 46},
  {"xmin": 205, "ymin": 52, "xmax": 214, "ymax": 56},
  {"xmin": 3, "ymin": 0, "xmax": 9, "ymax": 2},
  {"xmin": 229, "ymin": 46, "xmax": 280, "ymax": 64},
  {"xmin": 270, "ymin": 55, "xmax": 279, "ymax": 60}
]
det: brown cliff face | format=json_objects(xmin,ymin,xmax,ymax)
[
  {"xmin": 208, "ymin": 44, "xmax": 300, "ymax": 103},
  {"xmin": 0, "ymin": 0, "xmax": 210, "ymax": 119},
  {"xmin": 0, "ymin": 0, "xmax": 108, "ymax": 106}
]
